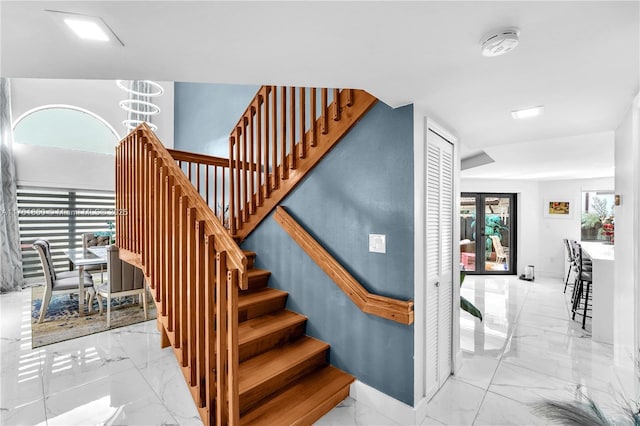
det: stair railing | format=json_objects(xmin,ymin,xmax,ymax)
[
  {"xmin": 274, "ymin": 206, "xmax": 414, "ymax": 325},
  {"xmin": 116, "ymin": 124, "xmax": 247, "ymax": 425},
  {"xmin": 167, "ymin": 148, "xmax": 231, "ymax": 226},
  {"xmin": 228, "ymin": 86, "xmax": 377, "ymax": 240}
]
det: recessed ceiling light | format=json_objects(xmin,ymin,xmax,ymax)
[
  {"xmin": 511, "ymin": 105, "xmax": 544, "ymax": 120},
  {"xmin": 64, "ymin": 18, "xmax": 109, "ymax": 42},
  {"xmin": 46, "ymin": 10, "xmax": 124, "ymax": 46},
  {"xmin": 481, "ymin": 28, "xmax": 520, "ymax": 57}
]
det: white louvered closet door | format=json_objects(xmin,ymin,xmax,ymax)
[{"xmin": 425, "ymin": 129, "xmax": 454, "ymax": 399}]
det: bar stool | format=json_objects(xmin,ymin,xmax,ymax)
[
  {"xmin": 562, "ymin": 238, "xmax": 575, "ymax": 293},
  {"xmin": 571, "ymin": 241, "xmax": 593, "ymax": 329}
]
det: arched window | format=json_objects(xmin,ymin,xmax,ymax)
[{"xmin": 13, "ymin": 105, "xmax": 120, "ymax": 155}]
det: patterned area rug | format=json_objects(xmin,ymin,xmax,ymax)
[{"xmin": 31, "ymin": 285, "xmax": 157, "ymax": 348}]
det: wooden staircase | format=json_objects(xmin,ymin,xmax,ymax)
[
  {"xmin": 115, "ymin": 84, "xmax": 376, "ymax": 424},
  {"xmin": 238, "ymin": 250, "xmax": 354, "ymax": 425}
]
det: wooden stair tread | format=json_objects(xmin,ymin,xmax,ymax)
[
  {"xmin": 238, "ymin": 310, "xmax": 306, "ymax": 345},
  {"xmin": 239, "ymin": 336, "xmax": 328, "ymax": 393},
  {"xmin": 240, "ymin": 366, "xmax": 355, "ymax": 426},
  {"xmin": 238, "ymin": 288, "xmax": 289, "ymax": 322},
  {"xmin": 238, "ymin": 287, "xmax": 287, "ymax": 308},
  {"xmin": 243, "ymin": 250, "xmax": 257, "ymax": 269},
  {"xmin": 247, "ymin": 268, "xmax": 271, "ymax": 289}
]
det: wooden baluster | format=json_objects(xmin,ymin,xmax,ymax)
[
  {"xmin": 115, "ymin": 144, "xmax": 120, "ymax": 247},
  {"xmin": 234, "ymin": 131, "xmax": 242, "ymax": 230},
  {"xmin": 205, "ymin": 164, "xmax": 210, "ymax": 208},
  {"xmin": 136, "ymin": 132, "xmax": 143, "ymax": 253},
  {"xmin": 164, "ymin": 174, "xmax": 175, "ymax": 322},
  {"xmin": 227, "ymin": 268, "xmax": 240, "ymax": 425},
  {"xmin": 333, "ymin": 88, "xmax": 341, "ymax": 121},
  {"xmin": 346, "ymin": 88, "xmax": 354, "ymax": 106},
  {"xmin": 299, "ymin": 87, "xmax": 306, "ymax": 158},
  {"xmin": 256, "ymin": 96, "xmax": 263, "ymax": 207},
  {"xmin": 136, "ymin": 133, "xmax": 145, "ymax": 254},
  {"xmin": 150, "ymin": 157, "xmax": 160, "ymax": 293},
  {"xmin": 212, "ymin": 165, "xmax": 217, "ymax": 218},
  {"xmin": 171, "ymin": 185, "xmax": 182, "ymax": 344},
  {"xmin": 248, "ymin": 108, "xmax": 255, "ymax": 214},
  {"xmin": 196, "ymin": 163, "xmax": 201, "ymax": 196},
  {"xmin": 179, "ymin": 198, "xmax": 192, "ymax": 365},
  {"xmin": 271, "ymin": 86, "xmax": 279, "ymax": 190},
  {"xmin": 289, "ymin": 87, "xmax": 296, "ymax": 170},
  {"xmin": 216, "ymin": 251, "xmax": 229, "ymax": 425},
  {"xmin": 188, "ymin": 161, "xmax": 192, "ymax": 182},
  {"xmin": 310, "ymin": 88, "xmax": 317, "ymax": 147},
  {"xmin": 263, "ymin": 87, "xmax": 271, "ymax": 199},
  {"xmin": 280, "ymin": 86, "xmax": 288, "ymax": 180},
  {"xmin": 221, "ymin": 165, "xmax": 226, "ymax": 228},
  {"xmin": 228, "ymin": 136, "xmax": 236, "ymax": 235},
  {"xmin": 321, "ymin": 88, "xmax": 328, "ymax": 134},
  {"xmin": 156, "ymin": 164, "xmax": 165, "ymax": 302},
  {"xmin": 204, "ymin": 234, "xmax": 216, "ymax": 416},
  {"xmin": 195, "ymin": 221, "xmax": 206, "ymax": 406},
  {"xmin": 186, "ymin": 206, "xmax": 197, "ymax": 382},
  {"xmin": 145, "ymin": 149, "xmax": 157, "ymax": 277}
]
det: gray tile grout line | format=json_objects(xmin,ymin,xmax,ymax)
[{"xmin": 470, "ymin": 277, "xmax": 534, "ymax": 426}]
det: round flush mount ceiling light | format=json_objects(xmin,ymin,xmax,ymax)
[{"xmin": 481, "ymin": 27, "xmax": 520, "ymax": 57}]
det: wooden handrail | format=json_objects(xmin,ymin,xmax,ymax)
[
  {"xmin": 166, "ymin": 148, "xmax": 233, "ymax": 225},
  {"xmin": 168, "ymin": 148, "xmax": 230, "ymax": 167},
  {"xmin": 274, "ymin": 206, "xmax": 414, "ymax": 325},
  {"xmin": 116, "ymin": 123, "xmax": 246, "ymax": 425},
  {"xmin": 229, "ymin": 86, "xmax": 377, "ymax": 241}
]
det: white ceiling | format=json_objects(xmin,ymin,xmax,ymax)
[
  {"xmin": 461, "ymin": 131, "xmax": 615, "ymax": 181},
  {"xmin": 1, "ymin": 1, "xmax": 638, "ymax": 179}
]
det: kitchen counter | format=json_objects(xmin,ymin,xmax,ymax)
[{"xmin": 580, "ymin": 241, "xmax": 614, "ymax": 344}]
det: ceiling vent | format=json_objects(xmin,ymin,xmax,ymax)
[{"xmin": 481, "ymin": 28, "xmax": 520, "ymax": 57}]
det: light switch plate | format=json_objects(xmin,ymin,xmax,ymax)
[{"xmin": 369, "ymin": 234, "xmax": 386, "ymax": 254}]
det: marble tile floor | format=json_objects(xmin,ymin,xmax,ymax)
[{"xmin": 0, "ymin": 276, "xmax": 633, "ymax": 425}]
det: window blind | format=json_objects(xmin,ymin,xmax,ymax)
[{"xmin": 17, "ymin": 187, "xmax": 115, "ymax": 282}]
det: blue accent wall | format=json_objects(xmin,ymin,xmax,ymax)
[
  {"xmin": 242, "ymin": 102, "xmax": 415, "ymax": 405},
  {"xmin": 174, "ymin": 82, "xmax": 260, "ymax": 156}
]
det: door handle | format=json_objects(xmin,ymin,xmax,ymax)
[{"xmin": 435, "ymin": 281, "xmax": 440, "ymax": 287}]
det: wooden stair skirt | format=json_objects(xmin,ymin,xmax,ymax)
[{"xmin": 237, "ymin": 250, "xmax": 354, "ymax": 425}]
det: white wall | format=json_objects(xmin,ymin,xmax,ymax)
[
  {"xmin": 461, "ymin": 177, "xmax": 615, "ymax": 278},
  {"xmin": 460, "ymin": 178, "xmax": 540, "ymax": 277},
  {"xmin": 11, "ymin": 78, "xmax": 174, "ymax": 191},
  {"xmin": 538, "ymin": 177, "xmax": 614, "ymax": 278},
  {"xmin": 613, "ymin": 95, "xmax": 639, "ymax": 395}
]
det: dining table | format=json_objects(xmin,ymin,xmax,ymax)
[{"xmin": 64, "ymin": 246, "xmax": 108, "ymax": 316}]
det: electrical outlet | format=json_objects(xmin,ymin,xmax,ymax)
[{"xmin": 369, "ymin": 234, "xmax": 386, "ymax": 254}]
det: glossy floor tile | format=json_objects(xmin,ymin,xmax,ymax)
[
  {"xmin": 1, "ymin": 275, "xmax": 635, "ymax": 425},
  {"xmin": 429, "ymin": 274, "xmax": 634, "ymax": 426}
]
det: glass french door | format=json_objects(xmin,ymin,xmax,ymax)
[{"xmin": 460, "ymin": 193, "xmax": 516, "ymax": 274}]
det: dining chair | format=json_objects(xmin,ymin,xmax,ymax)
[
  {"xmin": 82, "ymin": 232, "xmax": 110, "ymax": 282},
  {"xmin": 33, "ymin": 239, "xmax": 96, "ymax": 323},
  {"xmin": 95, "ymin": 245, "xmax": 148, "ymax": 328}
]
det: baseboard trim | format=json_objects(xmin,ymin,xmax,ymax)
[{"xmin": 350, "ymin": 380, "xmax": 427, "ymax": 425}]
